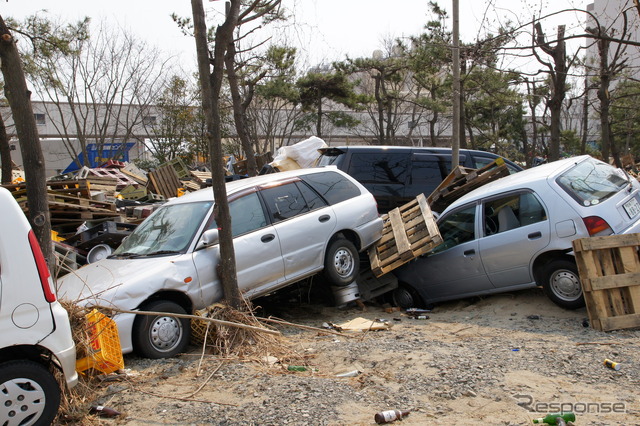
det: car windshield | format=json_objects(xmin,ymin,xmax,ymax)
[
  {"xmin": 112, "ymin": 201, "xmax": 213, "ymax": 256},
  {"xmin": 556, "ymin": 158, "xmax": 629, "ymax": 206}
]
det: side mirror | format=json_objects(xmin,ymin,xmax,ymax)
[{"xmin": 197, "ymin": 228, "xmax": 219, "ymax": 250}]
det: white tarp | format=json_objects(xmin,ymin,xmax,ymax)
[{"xmin": 270, "ymin": 136, "xmax": 328, "ymax": 171}]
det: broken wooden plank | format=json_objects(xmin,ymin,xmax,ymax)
[{"xmin": 427, "ymin": 158, "xmax": 510, "ymax": 213}]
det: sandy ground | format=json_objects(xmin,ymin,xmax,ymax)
[{"xmin": 75, "ymin": 287, "xmax": 640, "ymax": 425}]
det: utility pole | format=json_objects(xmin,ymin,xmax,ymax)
[{"xmin": 451, "ymin": 0, "xmax": 460, "ymax": 167}]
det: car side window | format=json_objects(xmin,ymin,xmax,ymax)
[
  {"xmin": 474, "ymin": 155, "xmax": 520, "ymax": 174},
  {"xmin": 484, "ymin": 192, "xmax": 547, "ymax": 236},
  {"xmin": 261, "ymin": 183, "xmax": 309, "ymax": 223},
  {"xmin": 432, "ymin": 205, "xmax": 476, "ymax": 253},
  {"xmin": 301, "ymin": 171, "xmax": 361, "ymax": 204},
  {"xmin": 229, "ymin": 192, "xmax": 267, "ymax": 237},
  {"xmin": 296, "ymin": 181, "xmax": 327, "ymax": 211},
  {"xmin": 346, "ymin": 153, "xmax": 409, "ymax": 185}
]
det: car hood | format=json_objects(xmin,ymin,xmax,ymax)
[{"xmin": 56, "ymin": 256, "xmax": 191, "ymax": 310}]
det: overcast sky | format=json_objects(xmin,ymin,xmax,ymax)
[{"xmin": 2, "ymin": 0, "xmax": 588, "ymax": 70}]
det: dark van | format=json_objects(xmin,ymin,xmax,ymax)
[{"xmin": 316, "ymin": 146, "xmax": 523, "ymax": 212}]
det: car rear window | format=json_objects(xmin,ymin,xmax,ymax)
[
  {"xmin": 556, "ymin": 158, "xmax": 629, "ymax": 206},
  {"xmin": 301, "ymin": 171, "xmax": 361, "ymax": 204}
]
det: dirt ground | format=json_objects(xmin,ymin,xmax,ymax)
[{"xmin": 71, "ymin": 287, "xmax": 640, "ymax": 425}]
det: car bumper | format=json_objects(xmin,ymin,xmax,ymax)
[
  {"xmin": 619, "ymin": 218, "xmax": 640, "ymax": 235},
  {"xmin": 113, "ymin": 312, "xmax": 136, "ymax": 354},
  {"xmin": 356, "ymin": 217, "xmax": 384, "ymax": 250},
  {"xmin": 46, "ymin": 302, "xmax": 78, "ymax": 388}
]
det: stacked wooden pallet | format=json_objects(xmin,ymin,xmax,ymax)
[
  {"xmin": 573, "ymin": 234, "xmax": 640, "ymax": 332},
  {"xmin": 368, "ymin": 194, "xmax": 442, "ymax": 277},
  {"xmin": 427, "ymin": 158, "xmax": 510, "ymax": 213}
]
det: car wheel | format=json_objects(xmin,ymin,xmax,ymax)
[
  {"xmin": 323, "ymin": 237, "xmax": 359, "ymax": 286},
  {"xmin": 541, "ymin": 259, "xmax": 585, "ymax": 310},
  {"xmin": 133, "ymin": 300, "xmax": 191, "ymax": 359},
  {"xmin": 0, "ymin": 360, "xmax": 61, "ymax": 426},
  {"xmin": 392, "ymin": 284, "xmax": 424, "ymax": 309}
]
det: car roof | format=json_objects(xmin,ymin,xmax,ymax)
[
  {"xmin": 321, "ymin": 145, "xmax": 496, "ymax": 155},
  {"xmin": 442, "ymin": 155, "xmax": 592, "ymax": 213},
  {"xmin": 165, "ymin": 167, "xmax": 341, "ymax": 205}
]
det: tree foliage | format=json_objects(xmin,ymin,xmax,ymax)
[{"xmin": 296, "ymin": 69, "xmax": 364, "ymax": 138}]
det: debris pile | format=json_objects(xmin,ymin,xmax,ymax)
[{"xmin": 1, "ymin": 159, "xmax": 222, "ymax": 276}]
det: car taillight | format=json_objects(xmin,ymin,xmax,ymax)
[
  {"xmin": 582, "ymin": 216, "xmax": 613, "ymax": 236},
  {"xmin": 28, "ymin": 230, "xmax": 57, "ymax": 302}
]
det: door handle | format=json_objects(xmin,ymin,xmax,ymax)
[
  {"xmin": 318, "ymin": 214, "xmax": 331, "ymax": 223},
  {"xmin": 528, "ymin": 231, "xmax": 542, "ymax": 240},
  {"xmin": 261, "ymin": 234, "xmax": 275, "ymax": 243},
  {"xmin": 463, "ymin": 249, "xmax": 475, "ymax": 256}
]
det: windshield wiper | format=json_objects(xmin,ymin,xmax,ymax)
[
  {"xmin": 108, "ymin": 252, "xmax": 143, "ymax": 259},
  {"xmin": 143, "ymin": 250, "xmax": 182, "ymax": 256}
]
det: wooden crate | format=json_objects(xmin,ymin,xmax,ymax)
[
  {"xmin": 573, "ymin": 234, "xmax": 640, "ymax": 332},
  {"xmin": 427, "ymin": 158, "xmax": 510, "ymax": 213},
  {"xmin": 368, "ymin": 193, "xmax": 442, "ymax": 277}
]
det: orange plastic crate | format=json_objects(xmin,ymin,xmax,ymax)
[{"xmin": 75, "ymin": 309, "xmax": 124, "ymax": 374}]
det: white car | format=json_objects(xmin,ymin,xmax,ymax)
[
  {"xmin": 58, "ymin": 167, "xmax": 382, "ymax": 358},
  {"xmin": 393, "ymin": 155, "xmax": 640, "ymax": 309},
  {"xmin": 0, "ymin": 187, "xmax": 78, "ymax": 425}
]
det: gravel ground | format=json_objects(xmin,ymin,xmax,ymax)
[{"xmin": 78, "ymin": 287, "xmax": 640, "ymax": 425}]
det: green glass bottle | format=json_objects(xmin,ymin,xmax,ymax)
[
  {"xmin": 532, "ymin": 412, "xmax": 575, "ymax": 424},
  {"xmin": 287, "ymin": 365, "xmax": 307, "ymax": 371}
]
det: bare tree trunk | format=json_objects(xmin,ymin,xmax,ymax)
[
  {"xmin": 466, "ymin": 121, "xmax": 476, "ymax": 150},
  {"xmin": 374, "ymin": 74, "xmax": 384, "ymax": 145},
  {"xmin": 459, "ymin": 90, "xmax": 467, "ymax": 149},
  {"xmin": 0, "ymin": 112, "xmax": 12, "ymax": 184},
  {"xmin": 191, "ymin": 0, "xmax": 242, "ymax": 309},
  {"xmin": 534, "ymin": 23, "xmax": 568, "ymax": 162},
  {"xmin": 0, "ymin": 15, "xmax": 53, "ymax": 265},
  {"xmin": 225, "ymin": 42, "xmax": 258, "ymax": 176},
  {"xmin": 428, "ymin": 85, "xmax": 438, "ymax": 147},
  {"xmin": 580, "ymin": 77, "xmax": 589, "ymax": 155},
  {"xmin": 315, "ymin": 95, "xmax": 322, "ymax": 138}
]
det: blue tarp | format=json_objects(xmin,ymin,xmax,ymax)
[{"xmin": 63, "ymin": 142, "xmax": 135, "ymax": 173}]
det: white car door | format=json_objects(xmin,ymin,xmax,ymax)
[
  {"xmin": 259, "ymin": 181, "xmax": 337, "ymax": 282},
  {"xmin": 479, "ymin": 191, "xmax": 551, "ymax": 288},
  {"xmin": 191, "ymin": 191, "xmax": 285, "ymax": 304}
]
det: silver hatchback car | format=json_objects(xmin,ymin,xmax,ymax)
[
  {"xmin": 58, "ymin": 167, "xmax": 382, "ymax": 358},
  {"xmin": 393, "ymin": 155, "xmax": 640, "ymax": 310}
]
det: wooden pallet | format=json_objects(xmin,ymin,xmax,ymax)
[
  {"xmin": 190, "ymin": 170, "xmax": 212, "ymax": 187},
  {"xmin": 427, "ymin": 158, "xmax": 510, "ymax": 213},
  {"xmin": 148, "ymin": 164, "xmax": 182, "ymax": 198},
  {"xmin": 573, "ymin": 234, "xmax": 640, "ymax": 332},
  {"xmin": 88, "ymin": 168, "xmax": 138, "ymax": 190},
  {"xmin": 368, "ymin": 193, "xmax": 442, "ymax": 277}
]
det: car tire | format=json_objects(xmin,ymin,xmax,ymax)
[
  {"xmin": 323, "ymin": 237, "xmax": 359, "ymax": 287},
  {"xmin": 392, "ymin": 284, "xmax": 425, "ymax": 309},
  {"xmin": 0, "ymin": 360, "xmax": 61, "ymax": 426},
  {"xmin": 540, "ymin": 259, "xmax": 585, "ymax": 310},
  {"xmin": 133, "ymin": 300, "xmax": 191, "ymax": 359}
]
